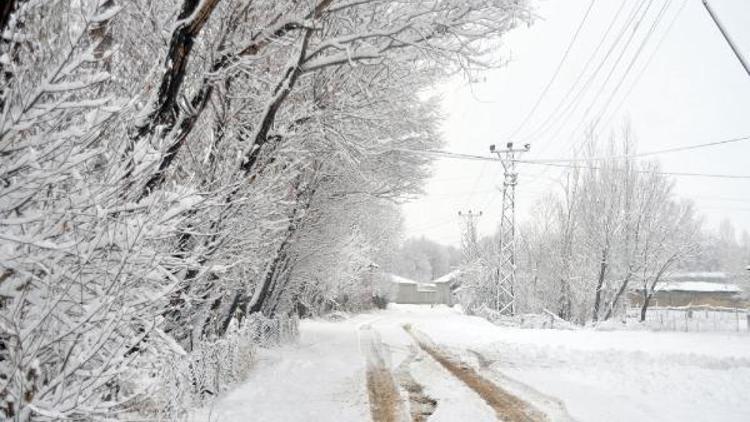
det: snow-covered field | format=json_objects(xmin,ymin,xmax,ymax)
[{"xmin": 194, "ymin": 305, "xmax": 750, "ymax": 421}]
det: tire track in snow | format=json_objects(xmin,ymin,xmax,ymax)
[
  {"xmin": 359, "ymin": 323, "xmax": 404, "ymax": 422},
  {"xmin": 404, "ymin": 324, "xmax": 548, "ymax": 422},
  {"xmin": 395, "ymin": 346, "xmax": 438, "ymax": 422},
  {"xmin": 468, "ymin": 349, "xmax": 575, "ymax": 422}
]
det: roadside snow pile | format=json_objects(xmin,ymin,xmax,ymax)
[
  {"xmin": 492, "ymin": 313, "xmax": 577, "ymax": 330},
  {"xmin": 591, "ymin": 317, "xmax": 653, "ymax": 331},
  {"xmin": 324, "ymin": 310, "xmax": 351, "ymax": 321},
  {"xmin": 473, "ymin": 306, "xmax": 577, "ymax": 330}
]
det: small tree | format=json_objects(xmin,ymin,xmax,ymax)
[{"xmin": 637, "ymin": 199, "xmax": 701, "ymax": 321}]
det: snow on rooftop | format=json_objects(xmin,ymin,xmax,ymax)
[
  {"xmin": 432, "ymin": 269, "xmax": 461, "ymax": 284},
  {"xmin": 667, "ymin": 272, "xmax": 728, "ymax": 280},
  {"xmin": 387, "ymin": 273, "xmax": 417, "ymax": 284},
  {"xmin": 655, "ymin": 281, "xmax": 742, "ymax": 293}
]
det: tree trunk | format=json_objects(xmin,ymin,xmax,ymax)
[
  {"xmin": 639, "ymin": 291, "xmax": 652, "ymax": 322},
  {"xmin": 0, "ymin": 0, "xmax": 21, "ymax": 35},
  {"xmin": 603, "ymin": 271, "xmax": 632, "ymax": 321},
  {"xmin": 135, "ymin": 5, "xmax": 326, "ymax": 199},
  {"xmin": 640, "ymin": 255, "xmax": 678, "ymax": 322},
  {"xmin": 592, "ymin": 248, "xmax": 608, "ymax": 322},
  {"xmin": 0, "ymin": 0, "xmax": 26, "ymax": 109},
  {"xmin": 137, "ymin": 81, "xmax": 214, "ymax": 200},
  {"xmin": 134, "ymin": 0, "xmax": 221, "ymax": 140},
  {"xmin": 558, "ymin": 277, "xmax": 572, "ymax": 320},
  {"xmin": 240, "ymin": 30, "xmax": 313, "ymax": 175}
]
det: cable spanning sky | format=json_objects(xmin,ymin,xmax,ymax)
[{"xmin": 402, "ymin": 0, "xmax": 750, "ymax": 247}]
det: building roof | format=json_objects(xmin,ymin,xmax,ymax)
[
  {"xmin": 387, "ymin": 273, "xmax": 417, "ymax": 285},
  {"xmin": 666, "ymin": 272, "xmax": 728, "ymax": 281},
  {"xmin": 432, "ymin": 269, "xmax": 461, "ymax": 284},
  {"xmin": 655, "ymin": 281, "xmax": 742, "ymax": 293}
]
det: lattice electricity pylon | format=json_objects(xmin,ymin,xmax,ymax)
[
  {"xmin": 490, "ymin": 142, "xmax": 530, "ymax": 316},
  {"xmin": 458, "ymin": 210, "xmax": 482, "ymax": 262}
]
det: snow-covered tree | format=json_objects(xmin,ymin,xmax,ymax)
[
  {"xmin": 1, "ymin": 0, "xmax": 528, "ymax": 418},
  {"xmin": 517, "ymin": 126, "xmax": 702, "ymax": 324}
]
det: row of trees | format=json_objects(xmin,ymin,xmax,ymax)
[
  {"xmin": 387, "ymin": 237, "xmax": 461, "ymax": 282},
  {"xmin": 517, "ymin": 128, "xmax": 702, "ymax": 323},
  {"xmin": 691, "ymin": 218, "xmax": 750, "ymax": 277},
  {"xmin": 0, "ymin": 0, "xmax": 528, "ymax": 419},
  {"xmin": 457, "ymin": 127, "xmax": 710, "ymax": 323}
]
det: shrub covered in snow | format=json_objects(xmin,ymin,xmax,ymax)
[{"xmin": 141, "ymin": 314, "xmax": 298, "ymax": 420}]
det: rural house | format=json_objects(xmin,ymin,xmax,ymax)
[{"xmin": 629, "ymin": 272, "xmax": 746, "ymax": 308}]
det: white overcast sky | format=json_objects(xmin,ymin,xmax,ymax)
[{"xmin": 402, "ymin": 0, "xmax": 750, "ymax": 247}]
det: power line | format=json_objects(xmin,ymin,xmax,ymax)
[
  {"xmin": 408, "ymin": 216, "xmax": 461, "ymax": 232},
  {"xmin": 396, "ymin": 149, "xmax": 497, "ymax": 162},
  {"xmin": 399, "ymin": 132, "xmax": 750, "ymax": 165},
  {"xmin": 416, "ymin": 187, "xmax": 498, "ymax": 200},
  {"xmin": 465, "ymin": 161, "xmax": 490, "ymax": 204},
  {"xmin": 520, "ymin": 0, "xmax": 653, "ymax": 188},
  {"xmin": 587, "ymin": 0, "xmax": 673, "ymax": 133},
  {"xmin": 688, "ymin": 195, "xmax": 750, "ymax": 204},
  {"xmin": 700, "ymin": 206, "xmax": 750, "ymax": 213},
  {"xmin": 395, "ymin": 149, "xmax": 750, "ymax": 181},
  {"xmin": 506, "ymin": 0, "xmax": 597, "ymax": 141},
  {"xmin": 402, "ymin": 179, "xmax": 750, "ymax": 213},
  {"xmin": 561, "ymin": 0, "xmax": 658, "ymax": 148},
  {"xmin": 532, "ymin": 0, "xmax": 651, "ymax": 157},
  {"xmin": 526, "ymin": 134, "xmax": 750, "ymax": 163},
  {"xmin": 599, "ymin": 0, "xmax": 688, "ymax": 131},
  {"xmin": 533, "ymin": 1, "xmax": 681, "ymax": 185},
  {"xmin": 521, "ymin": 1, "xmax": 630, "ymax": 150},
  {"xmin": 515, "ymin": 161, "xmax": 750, "ymax": 180}
]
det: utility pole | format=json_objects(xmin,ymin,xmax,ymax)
[
  {"xmin": 490, "ymin": 142, "xmax": 530, "ymax": 315},
  {"xmin": 702, "ymin": 0, "xmax": 750, "ymax": 77},
  {"xmin": 458, "ymin": 210, "xmax": 482, "ymax": 262}
]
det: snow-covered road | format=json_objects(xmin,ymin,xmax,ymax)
[{"xmin": 194, "ymin": 305, "xmax": 750, "ymax": 421}]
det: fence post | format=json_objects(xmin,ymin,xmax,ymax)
[
  {"xmin": 736, "ymin": 308, "xmax": 740, "ymax": 332},
  {"xmin": 713, "ymin": 311, "xmax": 717, "ymax": 331}
]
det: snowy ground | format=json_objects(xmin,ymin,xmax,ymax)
[
  {"xmin": 193, "ymin": 305, "xmax": 750, "ymax": 421},
  {"xmin": 190, "ymin": 316, "xmax": 373, "ymax": 421}
]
